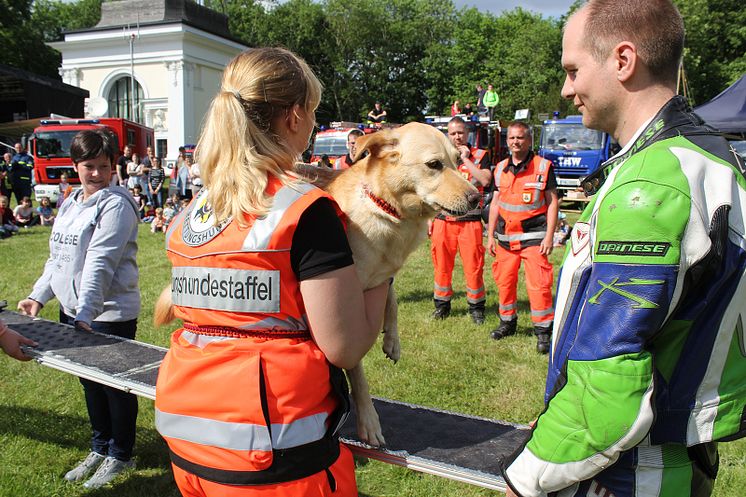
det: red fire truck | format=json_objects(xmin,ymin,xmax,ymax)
[
  {"xmin": 424, "ymin": 115, "xmax": 508, "ymax": 164},
  {"xmin": 310, "ymin": 122, "xmax": 379, "ymax": 165},
  {"xmin": 27, "ymin": 118, "xmax": 154, "ymax": 202}
]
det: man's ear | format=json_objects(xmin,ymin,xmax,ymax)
[
  {"xmin": 614, "ymin": 41, "xmax": 637, "ymax": 83},
  {"xmin": 353, "ymin": 130, "xmax": 400, "ymax": 162}
]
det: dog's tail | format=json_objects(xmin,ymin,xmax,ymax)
[{"xmin": 153, "ymin": 286, "xmax": 176, "ymax": 327}]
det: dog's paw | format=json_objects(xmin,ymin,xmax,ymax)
[
  {"xmin": 382, "ymin": 331, "xmax": 400, "ymax": 363},
  {"xmin": 357, "ymin": 410, "xmax": 386, "ymax": 447}
]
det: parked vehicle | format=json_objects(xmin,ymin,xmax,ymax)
[
  {"xmin": 27, "ymin": 118, "xmax": 154, "ymax": 202},
  {"xmin": 538, "ymin": 115, "xmax": 616, "ymax": 191},
  {"xmin": 310, "ymin": 122, "xmax": 378, "ymax": 164},
  {"xmin": 424, "ymin": 115, "xmax": 508, "ymax": 165}
]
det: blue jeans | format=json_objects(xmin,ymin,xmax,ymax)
[{"xmin": 60, "ymin": 311, "xmax": 139, "ymax": 461}]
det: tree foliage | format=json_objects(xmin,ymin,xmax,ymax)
[
  {"xmin": 674, "ymin": 0, "xmax": 746, "ymax": 105},
  {"xmin": 0, "ymin": 0, "xmax": 102, "ymax": 80},
  {"xmin": 3, "ymin": 0, "xmax": 744, "ymax": 121}
]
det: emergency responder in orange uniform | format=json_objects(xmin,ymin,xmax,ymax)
[
  {"xmin": 486, "ymin": 121, "xmax": 558, "ymax": 354},
  {"xmin": 430, "ymin": 116, "xmax": 492, "ymax": 324},
  {"xmin": 334, "ymin": 129, "xmax": 363, "ymax": 170},
  {"xmin": 154, "ymin": 47, "xmax": 389, "ymax": 497}
]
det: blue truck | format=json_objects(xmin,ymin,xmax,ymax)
[{"xmin": 537, "ymin": 115, "xmax": 615, "ymax": 192}]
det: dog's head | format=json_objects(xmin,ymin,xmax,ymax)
[{"xmin": 353, "ymin": 122, "xmax": 480, "ymax": 218}]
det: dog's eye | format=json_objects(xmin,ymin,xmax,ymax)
[{"xmin": 426, "ymin": 160, "xmax": 443, "ymax": 170}]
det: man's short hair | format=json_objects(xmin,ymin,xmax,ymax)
[
  {"xmin": 70, "ymin": 129, "xmax": 117, "ymax": 165},
  {"xmin": 449, "ymin": 116, "xmax": 466, "ymax": 127},
  {"xmin": 507, "ymin": 121, "xmax": 531, "ymax": 134},
  {"xmin": 348, "ymin": 129, "xmax": 364, "ymax": 139},
  {"xmin": 581, "ymin": 0, "xmax": 684, "ymax": 85}
]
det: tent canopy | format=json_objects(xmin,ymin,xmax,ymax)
[{"xmin": 693, "ymin": 74, "xmax": 746, "ymax": 134}]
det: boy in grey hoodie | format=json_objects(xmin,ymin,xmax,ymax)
[{"xmin": 18, "ymin": 129, "xmax": 141, "ymax": 489}]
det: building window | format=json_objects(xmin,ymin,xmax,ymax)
[
  {"xmin": 156, "ymin": 139, "xmax": 168, "ymax": 159},
  {"xmin": 107, "ymin": 76, "xmax": 144, "ymax": 122}
]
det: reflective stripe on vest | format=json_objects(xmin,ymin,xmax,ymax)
[
  {"xmin": 242, "ymin": 183, "xmax": 316, "ymax": 251},
  {"xmin": 155, "ymin": 408, "xmax": 329, "ymax": 451}
]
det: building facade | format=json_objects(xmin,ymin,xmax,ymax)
[{"xmin": 49, "ymin": 0, "xmax": 247, "ymax": 161}]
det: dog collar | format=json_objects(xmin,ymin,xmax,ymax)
[{"xmin": 362, "ymin": 184, "xmax": 401, "ymax": 220}]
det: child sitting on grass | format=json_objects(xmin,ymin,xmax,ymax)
[
  {"xmin": 163, "ymin": 199, "xmax": 176, "ymax": 223},
  {"xmin": 37, "ymin": 196, "xmax": 55, "ymax": 226},
  {"xmin": 142, "ymin": 203, "xmax": 156, "ymax": 223},
  {"xmin": 14, "ymin": 196, "xmax": 38, "ymax": 228},
  {"xmin": 150, "ymin": 207, "xmax": 167, "ymax": 233},
  {"xmin": 0, "ymin": 195, "xmax": 19, "ymax": 236}
]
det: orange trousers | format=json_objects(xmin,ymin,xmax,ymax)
[
  {"xmin": 491, "ymin": 244, "xmax": 554, "ymax": 326},
  {"xmin": 430, "ymin": 219, "xmax": 486, "ymax": 306},
  {"xmin": 171, "ymin": 443, "xmax": 357, "ymax": 497}
]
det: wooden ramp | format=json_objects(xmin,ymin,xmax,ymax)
[{"xmin": 3, "ymin": 310, "xmax": 529, "ymax": 492}]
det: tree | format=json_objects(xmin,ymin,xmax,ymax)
[
  {"xmin": 446, "ymin": 7, "xmax": 569, "ymax": 123},
  {"xmin": 674, "ymin": 0, "xmax": 746, "ymax": 105},
  {"xmin": 32, "ymin": 0, "xmax": 103, "ymax": 42}
]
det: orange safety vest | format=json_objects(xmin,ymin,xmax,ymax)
[
  {"xmin": 438, "ymin": 147, "xmax": 487, "ymax": 221},
  {"xmin": 155, "ymin": 178, "xmax": 349, "ymax": 485},
  {"xmin": 495, "ymin": 155, "xmax": 552, "ymax": 251}
]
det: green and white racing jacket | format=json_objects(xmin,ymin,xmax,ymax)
[{"xmin": 502, "ymin": 96, "xmax": 746, "ymax": 496}]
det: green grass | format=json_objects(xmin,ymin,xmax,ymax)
[{"xmin": 1, "ymin": 221, "xmax": 745, "ymax": 496}]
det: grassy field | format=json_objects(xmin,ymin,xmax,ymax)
[{"xmin": 1, "ymin": 220, "xmax": 745, "ymax": 496}]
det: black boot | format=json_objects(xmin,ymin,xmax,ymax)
[
  {"xmin": 468, "ymin": 304, "xmax": 485, "ymax": 325},
  {"xmin": 535, "ymin": 326, "xmax": 551, "ymax": 354},
  {"xmin": 490, "ymin": 319, "xmax": 517, "ymax": 340},
  {"xmin": 431, "ymin": 300, "xmax": 451, "ymax": 320}
]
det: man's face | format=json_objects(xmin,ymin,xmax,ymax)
[
  {"xmin": 507, "ymin": 126, "xmax": 531, "ymax": 156},
  {"xmin": 14, "ymin": 143, "xmax": 22, "ymax": 154},
  {"xmin": 3, "ymin": 153, "xmax": 10, "ymax": 162},
  {"xmin": 447, "ymin": 122, "xmax": 467, "ymax": 148},
  {"xmin": 124, "ymin": 146, "xmax": 132, "ymax": 158},
  {"xmin": 347, "ymin": 133, "xmax": 359, "ymax": 156},
  {"xmin": 147, "ymin": 146, "xmax": 154, "ymax": 157},
  {"xmin": 561, "ymin": 9, "xmax": 618, "ymax": 132}
]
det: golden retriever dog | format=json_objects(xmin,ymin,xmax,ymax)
[{"xmin": 154, "ymin": 122, "xmax": 479, "ymax": 446}]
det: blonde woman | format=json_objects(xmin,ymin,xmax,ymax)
[{"xmin": 154, "ymin": 47, "xmax": 389, "ymax": 497}]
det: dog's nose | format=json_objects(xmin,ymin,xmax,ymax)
[{"xmin": 467, "ymin": 191, "xmax": 481, "ymax": 209}]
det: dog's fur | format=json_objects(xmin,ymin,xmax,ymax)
[{"xmin": 154, "ymin": 122, "xmax": 479, "ymax": 446}]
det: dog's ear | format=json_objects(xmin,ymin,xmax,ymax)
[{"xmin": 353, "ymin": 130, "xmax": 400, "ymax": 162}]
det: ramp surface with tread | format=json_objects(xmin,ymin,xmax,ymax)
[{"xmin": 4, "ymin": 311, "xmax": 527, "ymax": 491}]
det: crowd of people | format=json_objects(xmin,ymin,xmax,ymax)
[
  {"xmin": 0, "ymin": 141, "xmax": 197, "ymax": 240},
  {"xmin": 2, "ymin": 1, "xmax": 746, "ymax": 495}
]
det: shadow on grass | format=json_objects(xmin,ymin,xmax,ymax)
[
  {"xmin": 85, "ymin": 473, "xmax": 180, "ymax": 497},
  {"xmin": 1, "ymin": 404, "xmax": 90, "ymax": 450},
  {"xmin": 1, "ymin": 404, "xmax": 172, "ymax": 469}
]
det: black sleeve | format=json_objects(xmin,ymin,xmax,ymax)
[
  {"xmin": 291, "ymin": 197, "xmax": 354, "ymax": 281},
  {"xmin": 546, "ymin": 164, "xmax": 558, "ymax": 190}
]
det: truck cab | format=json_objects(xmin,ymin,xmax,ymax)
[
  {"xmin": 310, "ymin": 122, "xmax": 378, "ymax": 165},
  {"xmin": 538, "ymin": 115, "xmax": 615, "ymax": 191},
  {"xmin": 29, "ymin": 118, "xmax": 153, "ymax": 202},
  {"xmin": 424, "ymin": 115, "xmax": 508, "ymax": 165}
]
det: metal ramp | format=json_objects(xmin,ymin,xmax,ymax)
[{"xmin": 4, "ymin": 310, "xmax": 528, "ymax": 492}]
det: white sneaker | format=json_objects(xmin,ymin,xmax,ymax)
[
  {"xmin": 82, "ymin": 456, "xmax": 135, "ymax": 489},
  {"xmin": 64, "ymin": 451, "xmax": 105, "ymax": 482}
]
